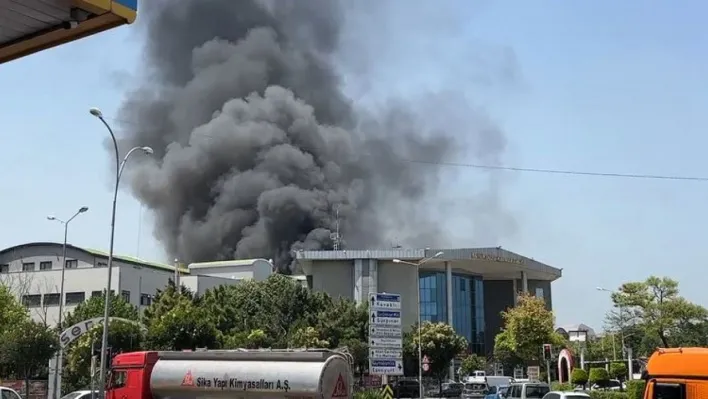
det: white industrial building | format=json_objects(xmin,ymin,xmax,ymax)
[{"xmin": 0, "ymin": 242, "xmax": 276, "ymax": 326}]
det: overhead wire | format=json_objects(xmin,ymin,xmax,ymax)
[{"xmin": 105, "ymin": 117, "xmax": 708, "ymax": 182}]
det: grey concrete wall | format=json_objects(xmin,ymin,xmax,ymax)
[
  {"xmin": 483, "ymin": 280, "xmax": 515, "ymax": 355},
  {"xmin": 378, "ymin": 261, "xmax": 419, "ymax": 329},
  {"xmin": 309, "ymin": 260, "xmax": 354, "ymax": 300},
  {"xmin": 527, "ymin": 279, "xmax": 553, "ymax": 310}
]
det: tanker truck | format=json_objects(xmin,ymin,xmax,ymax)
[{"xmin": 105, "ymin": 349, "xmax": 354, "ymax": 399}]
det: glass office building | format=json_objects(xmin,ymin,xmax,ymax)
[{"xmin": 419, "ymin": 271, "xmax": 485, "ymax": 354}]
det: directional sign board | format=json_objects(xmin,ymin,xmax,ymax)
[
  {"xmin": 370, "ymin": 310, "xmax": 402, "ymax": 326},
  {"xmin": 369, "ymin": 293, "xmax": 403, "ymax": 376},
  {"xmin": 370, "ymin": 359, "xmax": 404, "ymax": 375},
  {"xmin": 370, "ymin": 348, "xmax": 403, "ymax": 358}
]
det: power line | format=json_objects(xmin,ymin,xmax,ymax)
[
  {"xmin": 106, "ymin": 117, "xmax": 708, "ymax": 182},
  {"xmin": 406, "ymin": 160, "xmax": 708, "ymax": 182}
]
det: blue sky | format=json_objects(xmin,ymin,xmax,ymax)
[{"xmin": 2, "ymin": 0, "xmax": 707, "ymax": 330}]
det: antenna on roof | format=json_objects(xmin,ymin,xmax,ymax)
[{"xmin": 330, "ymin": 206, "xmax": 342, "ymax": 250}]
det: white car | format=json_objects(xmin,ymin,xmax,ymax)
[
  {"xmin": 0, "ymin": 387, "xmax": 22, "ymax": 399},
  {"xmin": 60, "ymin": 390, "xmax": 100, "ymax": 399},
  {"xmin": 541, "ymin": 391, "xmax": 591, "ymax": 399},
  {"xmin": 591, "ymin": 380, "xmax": 626, "ymax": 391}
]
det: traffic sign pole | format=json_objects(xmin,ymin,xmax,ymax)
[{"xmin": 369, "ymin": 293, "xmax": 403, "ymax": 376}]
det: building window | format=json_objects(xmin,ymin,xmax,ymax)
[
  {"xmin": 535, "ymin": 287, "xmax": 544, "ymax": 299},
  {"xmin": 0, "ymin": 264, "xmax": 8, "ymax": 273},
  {"xmin": 96, "ymin": 261, "xmax": 107, "ymax": 268},
  {"xmin": 140, "ymin": 293, "xmax": 152, "ymax": 306},
  {"xmin": 44, "ymin": 293, "xmax": 60, "ymax": 306},
  {"xmin": 40, "ymin": 261, "xmax": 53, "ymax": 271},
  {"xmin": 419, "ymin": 272, "xmax": 447, "ymax": 323},
  {"xmin": 65, "ymin": 292, "xmax": 86, "ymax": 305},
  {"xmin": 121, "ymin": 290, "xmax": 131, "ymax": 302},
  {"xmin": 65, "ymin": 259, "xmax": 78, "ymax": 269},
  {"xmin": 22, "ymin": 262, "xmax": 35, "ymax": 272},
  {"xmin": 419, "ymin": 271, "xmax": 486, "ymax": 355},
  {"xmin": 22, "ymin": 294, "xmax": 42, "ymax": 307},
  {"xmin": 91, "ymin": 291, "xmax": 103, "ymax": 298}
]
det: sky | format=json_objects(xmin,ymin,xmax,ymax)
[{"xmin": 2, "ymin": 0, "xmax": 708, "ymax": 330}]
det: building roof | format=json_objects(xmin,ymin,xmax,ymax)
[
  {"xmin": 0, "ymin": 242, "xmax": 187, "ymax": 274},
  {"xmin": 294, "ymin": 247, "xmax": 562, "ymax": 279},
  {"xmin": 0, "ymin": 0, "xmax": 137, "ymax": 64},
  {"xmin": 556, "ymin": 323, "xmax": 597, "ymax": 338},
  {"xmin": 188, "ymin": 258, "xmax": 272, "ymax": 270}
]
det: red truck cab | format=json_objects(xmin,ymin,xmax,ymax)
[{"xmin": 107, "ymin": 351, "xmax": 159, "ymax": 399}]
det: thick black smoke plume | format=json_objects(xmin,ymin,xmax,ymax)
[{"xmin": 117, "ymin": 0, "xmax": 508, "ymax": 271}]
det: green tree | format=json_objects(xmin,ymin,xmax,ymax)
[
  {"xmin": 0, "ymin": 319, "xmax": 58, "ymax": 396},
  {"xmin": 407, "ymin": 322, "xmax": 467, "ymax": 390},
  {"xmin": 610, "ymin": 362, "xmax": 628, "ymax": 382},
  {"xmin": 612, "ymin": 276, "xmax": 707, "ymax": 348},
  {"xmin": 315, "ymin": 298, "xmax": 369, "ymax": 348},
  {"xmin": 588, "ymin": 367, "xmax": 609, "ymax": 388},
  {"xmin": 145, "ymin": 294, "xmax": 219, "ymax": 350},
  {"xmin": 223, "ymin": 329, "xmax": 274, "ymax": 349},
  {"xmin": 199, "ymin": 276, "xmax": 329, "ymax": 347},
  {"xmin": 341, "ymin": 338, "xmax": 368, "ymax": 375},
  {"xmin": 459, "ymin": 353, "xmax": 486, "ymax": 376},
  {"xmin": 571, "ymin": 368, "xmax": 589, "ymax": 388},
  {"xmin": 142, "ymin": 281, "xmax": 194, "ymax": 331},
  {"xmin": 198, "ymin": 275, "xmax": 366, "ymax": 351},
  {"xmin": 290, "ymin": 326, "xmax": 330, "ymax": 348},
  {"xmin": 494, "ymin": 293, "xmax": 565, "ymax": 365},
  {"xmin": 0, "ymin": 284, "xmax": 29, "ymax": 336}
]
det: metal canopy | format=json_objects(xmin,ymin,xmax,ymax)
[{"xmin": 0, "ymin": 0, "xmax": 137, "ymax": 64}]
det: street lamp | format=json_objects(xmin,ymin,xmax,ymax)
[
  {"xmin": 596, "ymin": 287, "xmax": 626, "ymax": 361},
  {"xmin": 393, "ymin": 251, "xmax": 444, "ymax": 399},
  {"xmin": 47, "ymin": 206, "xmax": 88, "ymax": 399},
  {"xmin": 90, "ymin": 107, "xmax": 153, "ymax": 398}
]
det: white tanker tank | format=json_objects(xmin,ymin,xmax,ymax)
[{"xmin": 107, "ymin": 349, "xmax": 354, "ymax": 399}]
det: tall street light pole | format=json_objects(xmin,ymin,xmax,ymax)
[
  {"xmin": 393, "ymin": 251, "xmax": 444, "ymax": 399},
  {"xmin": 597, "ymin": 287, "xmax": 626, "ymax": 361},
  {"xmin": 47, "ymin": 206, "xmax": 88, "ymax": 399},
  {"xmin": 90, "ymin": 107, "xmax": 154, "ymax": 398}
]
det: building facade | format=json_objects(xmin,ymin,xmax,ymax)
[
  {"xmin": 0, "ymin": 242, "xmax": 275, "ymax": 326},
  {"xmin": 295, "ymin": 247, "xmax": 562, "ymax": 355}
]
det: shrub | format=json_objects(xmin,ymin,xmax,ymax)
[
  {"xmin": 551, "ymin": 382, "xmax": 573, "ymax": 391},
  {"xmin": 589, "ymin": 367, "xmax": 610, "ymax": 388},
  {"xmin": 571, "ymin": 368, "xmax": 589, "ymax": 387},
  {"xmin": 626, "ymin": 380, "xmax": 646, "ymax": 399},
  {"xmin": 588, "ymin": 391, "xmax": 628, "ymax": 399},
  {"xmin": 354, "ymin": 390, "xmax": 382, "ymax": 399},
  {"xmin": 610, "ymin": 362, "xmax": 628, "ymax": 381}
]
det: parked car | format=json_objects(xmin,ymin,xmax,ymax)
[
  {"xmin": 0, "ymin": 387, "xmax": 22, "ymax": 399},
  {"xmin": 392, "ymin": 379, "xmax": 421, "ymax": 398},
  {"xmin": 506, "ymin": 382, "xmax": 551, "ymax": 399},
  {"xmin": 591, "ymin": 380, "xmax": 625, "ymax": 391},
  {"xmin": 485, "ymin": 385, "xmax": 510, "ymax": 399},
  {"xmin": 463, "ymin": 382, "xmax": 489, "ymax": 399},
  {"xmin": 541, "ymin": 391, "xmax": 591, "ymax": 399},
  {"xmin": 430, "ymin": 382, "xmax": 464, "ymax": 398},
  {"xmin": 60, "ymin": 390, "xmax": 101, "ymax": 399}
]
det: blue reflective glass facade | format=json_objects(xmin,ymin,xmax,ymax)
[{"xmin": 419, "ymin": 272, "xmax": 485, "ymax": 354}]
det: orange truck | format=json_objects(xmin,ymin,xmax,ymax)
[
  {"xmin": 643, "ymin": 347, "xmax": 708, "ymax": 399},
  {"xmin": 105, "ymin": 349, "xmax": 354, "ymax": 399}
]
